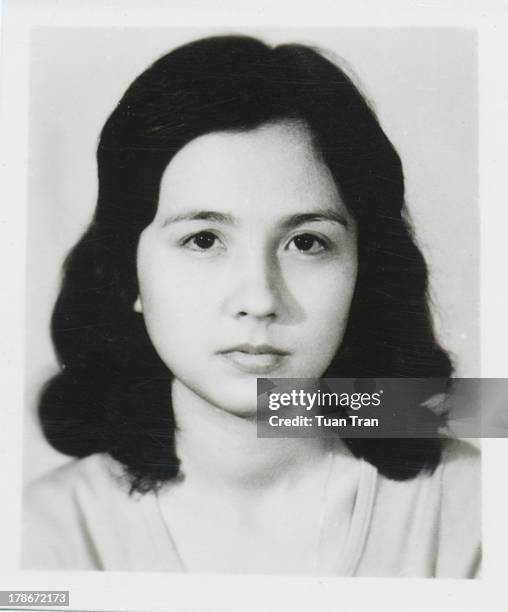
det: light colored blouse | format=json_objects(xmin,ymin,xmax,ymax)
[{"xmin": 22, "ymin": 439, "xmax": 480, "ymax": 577}]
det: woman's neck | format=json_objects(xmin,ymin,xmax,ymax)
[{"xmin": 171, "ymin": 378, "xmax": 332, "ymax": 493}]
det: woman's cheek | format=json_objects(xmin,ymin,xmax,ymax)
[
  {"xmin": 301, "ymin": 267, "xmax": 355, "ymax": 340},
  {"xmin": 296, "ymin": 259, "xmax": 356, "ymax": 306}
]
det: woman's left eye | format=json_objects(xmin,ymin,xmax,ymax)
[{"xmin": 287, "ymin": 233, "xmax": 327, "ymax": 254}]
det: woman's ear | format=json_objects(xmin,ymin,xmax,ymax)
[{"xmin": 134, "ymin": 296, "xmax": 143, "ymax": 313}]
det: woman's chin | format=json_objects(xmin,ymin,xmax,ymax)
[
  {"xmin": 174, "ymin": 376, "xmax": 261, "ymax": 419},
  {"xmin": 208, "ymin": 388, "xmax": 260, "ymax": 419}
]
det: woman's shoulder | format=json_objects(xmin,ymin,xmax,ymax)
[
  {"xmin": 23, "ymin": 453, "xmax": 182, "ymax": 571},
  {"xmin": 437, "ymin": 438, "xmax": 481, "ymax": 577},
  {"xmin": 26, "ymin": 453, "xmax": 124, "ymax": 496},
  {"xmin": 438, "ymin": 438, "xmax": 481, "ymax": 525},
  {"xmin": 439, "ymin": 438, "xmax": 481, "ymax": 523},
  {"xmin": 374, "ymin": 438, "xmax": 480, "ymax": 511},
  {"xmin": 24, "ymin": 453, "xmax": 131, "ymax": 522},
  {"xmin": 23, "ymin": 454, "xmax": 132, "ymax": 569},
  {"xmin": 366, "ymin": 438, "xmax": 481, "ymax": 577},
  {"xmin": 373, "ymin": 437, "xmax": 480, "ymax": 489}
]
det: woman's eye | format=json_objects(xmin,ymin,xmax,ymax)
[
  {"xmin": 288, "ymin": 233, "xmax": 327, "ymax": 254},
  {"xmin": 183, "ymin": 231, "xmax": 223, "ymax": 252}
]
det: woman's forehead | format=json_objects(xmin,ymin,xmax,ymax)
[{"xmin": 156, "ymin": 120, "xmax": 350, "ymax": 223}]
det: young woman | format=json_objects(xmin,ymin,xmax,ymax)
[{"xmin": 23, "ymin": 34, "xmax": 480, "ymax": 577}]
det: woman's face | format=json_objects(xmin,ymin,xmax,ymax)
[{"xmin": 137, "ymin": 121, "xmax": 358, "ymax": 415}]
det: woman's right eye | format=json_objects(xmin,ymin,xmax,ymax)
[{"xmin": 182, "ymin": 231, "xmax": 224, "ymax": 252}]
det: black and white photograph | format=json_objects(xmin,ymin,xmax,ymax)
[
  {"xmin": 1, "ymin": 1, "xmax": 508, "ymax": 611},
  {"xmin": 22, "ymin": 26, "xmax": 481, "ymax": 575}
]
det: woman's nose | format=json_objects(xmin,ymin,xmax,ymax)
[{"xmin": 224, "ymin": 250, "xmax": 282, "ymax": 321}]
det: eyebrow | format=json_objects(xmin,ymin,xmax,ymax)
[
  {"xmin": 162, "ymin": 211, "xmax": 235, "ymax": 227},
  {"xmin": 161, "ymin": 209, "xmax": 349, "ymax": 229},
  {"xmin": 279, "ymin": 211, "xmax": 349, "ymax": 230}
]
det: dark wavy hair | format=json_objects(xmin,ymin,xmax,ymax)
[{"xmin": 39, "ymin": 35, "xmax": 453, "ymax": 493}]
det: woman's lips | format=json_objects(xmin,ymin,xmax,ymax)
[{"xmin": 218, "ymin": 344, "xmax": 289, "ymax": 374}]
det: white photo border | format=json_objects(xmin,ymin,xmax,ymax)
[{"xmin": 1, "ymin": 1, "xmax": 507, "ymax": 611}]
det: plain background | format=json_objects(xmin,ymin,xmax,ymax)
[{"xmin": 24, "ymin": 27, "xmax": 478, "ymax": 483}]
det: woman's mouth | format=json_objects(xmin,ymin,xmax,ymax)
[{"xmin": 218, "ymin": 344, "xmax": 289, "ymax": 374}]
